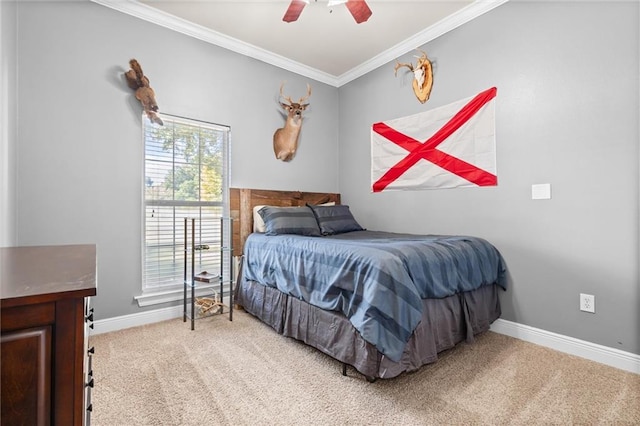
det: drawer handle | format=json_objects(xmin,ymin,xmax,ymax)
[
  {"xmin": 85, "ymin": 312, "xmax": 94, "ymax": 322},
  {"xmin": 87, "ymin": 346, "xmax": 95, "ymax": 355},
  {"xmin": 87, "ymin": 403, "xmax": 93, "ymax": 412},
  {"xmin": 86, "ymin": 378, "xmax": 94, "ymax": 388}
]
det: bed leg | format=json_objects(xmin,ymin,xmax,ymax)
[{"xmin": 341, "ymin": 363, "xmax": 376, "ymax": 382}]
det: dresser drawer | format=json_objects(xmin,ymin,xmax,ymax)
[{"xmin": 1, "ymin": 326, "xmax": 53, "ymax": 425}]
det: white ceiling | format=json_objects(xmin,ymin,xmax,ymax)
[{"xmin": 93, "ymin": 0, "xmax": 508, "ymax": 86}]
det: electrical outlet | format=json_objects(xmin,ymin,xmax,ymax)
[{"xmin": 580, "ymin": 293, "xmax": 595, "ymax": 313}]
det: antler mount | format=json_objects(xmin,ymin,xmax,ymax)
[{"xmin": 395, "ymin": 50, "xmax": 434, "ymax": 104}]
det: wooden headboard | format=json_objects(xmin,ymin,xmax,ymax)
[{"xmin": 230, "ymin": 188, "xmax": 341, "ymax": 256}]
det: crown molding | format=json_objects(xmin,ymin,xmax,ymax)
[
  {"xmin": 91, "ymin": 0, "xmax": 340, "ymax": 86},
  {"xmin": 336, "ymin": 0, "xmax": 510, "ymax": 86},
  {"xmin": 92, "ymin": 0, "xmax": 509, "ymax": 88}
]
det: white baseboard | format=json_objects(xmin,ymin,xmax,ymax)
[
  {"xmin": 91, "ymin": 305, "xmax": 184, "ymax": 335},
  {"xmin": 92, "ymin": 308, "xmax": 639, "ymax": 375},
  {"xmin": 91, "ymin": 293, "xmax": 235, "ymax": 335},
  {"xmin": 490, "ymin": 319, "xmax": 640, "ymax": 375}
]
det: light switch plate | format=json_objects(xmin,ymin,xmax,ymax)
[{"xmin": 532, "ymin": 183, "xmax": 551, "ymax": 200}]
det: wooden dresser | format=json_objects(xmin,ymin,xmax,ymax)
[{"xmin": 1, "ymin": 245, "xmax": 97, "ymax": 426}]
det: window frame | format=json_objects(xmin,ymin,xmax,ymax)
[{"xmin": 136, "ymin": 113, "xmax": 231, "ymax": 306}]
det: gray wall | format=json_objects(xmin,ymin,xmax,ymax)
[
  {"xmin": 339, "ymin": 1, "xmax": 639, "ymax": 355},
  {"xmin": 10, "ymin": 0, "xmax": 339, "ymax": 319},
  {"xmin": 5, "ymin": 0, "xmax": 639, "ymax": 356},
  {"xmin": 1, "ymin": 0, "xmax": 17, "ymax": 247}
]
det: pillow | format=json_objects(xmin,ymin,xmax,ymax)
[
  {"xmin": 253, "ymin": 202, "xmax": 335, "ymax": 233},
  {"xmin": 253, "ymin": 205, "xmax": 267, "ymax": 233},
  {"xmin": 307, "ymin": 204, "xmax": 364, "ymax": 235},
  {"xmin": 258, "ymin": 206, "xmax": 321, "ymax": 236}
]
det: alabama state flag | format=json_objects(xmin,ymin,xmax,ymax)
[{"xmin": 371, "ymin": 87, "xmax": 497, "ymax": 192}]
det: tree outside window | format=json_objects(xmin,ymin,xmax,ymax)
[{"xmin": 143, "ymin": 115, "xmax": 230, "ymax": 292}]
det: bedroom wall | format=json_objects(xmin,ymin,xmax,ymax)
[
  {"xmin": 11, "ymin": 0, "xmax": 339, "ymax": 319},
  {"xmin": 0, "ymin": 0, "xmax": 17, "ymax": 247},
  {"xmin": 338, "ymin": 1, "xmax": 640, "ymax": 355},
  {"xmin": 7, "ymin": 0, "xmax": 639, "ymax": 358}
]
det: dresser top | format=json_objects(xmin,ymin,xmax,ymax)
[{"xmin": 1, "ymin": 245, "xmax": 97, "ymax": 306}]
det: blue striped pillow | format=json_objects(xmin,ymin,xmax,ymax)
[
  {"xmin": 258, "ymin": 206, "xmax": 321, "ymax": 236},
  {"xmin": 307, "ymin": 204, "xmax": 364, "ymax": 235}
]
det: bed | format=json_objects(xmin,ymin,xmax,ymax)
[{"xmin": 231, "ymin": 188, "xmax": 506, "ymax": 380}]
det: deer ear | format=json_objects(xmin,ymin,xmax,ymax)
[{"xmin": 300, "ymin": 103, "xmax": 309, "ymax": 110}]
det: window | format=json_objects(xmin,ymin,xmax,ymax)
[{"xmin": 142, "ymin": 114, "xmax": 230, "ymax": 297}]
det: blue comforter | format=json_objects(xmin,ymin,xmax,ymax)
[{"xmin": 242, "ymin": 230, "xmax": 506, "ymax": 362}]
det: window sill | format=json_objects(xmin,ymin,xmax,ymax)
[{"xmin": 135, "ymin": 284, "xmax": 231, "ymax": 307}]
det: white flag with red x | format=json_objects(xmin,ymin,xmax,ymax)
[{"xmin": 371, "ymin": 87, "xmax": 498, "ymax": 192}]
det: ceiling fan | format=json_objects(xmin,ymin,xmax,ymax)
[{"xmin": 283, "ymin": 0, "xmax": 373, "ymax": 24}]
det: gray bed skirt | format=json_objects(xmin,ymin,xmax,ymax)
[{"xmin": 236, "ymin": 278, "xmax": 501, "ymax": 379}]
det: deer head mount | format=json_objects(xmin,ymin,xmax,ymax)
[
  {"xmin": 273, "ymin": 83, "xmax": 311, "ymax": 162},
  {"xmin": 394, "ymin": 49, "xmax": 434, "ymax": 104}
]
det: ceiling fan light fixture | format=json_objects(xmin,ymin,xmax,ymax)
[{"xmin": 283, "ymin": 0, "xmax": 371, "ymax": 24}]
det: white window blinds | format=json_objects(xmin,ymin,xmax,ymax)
[{"xmin": 143, "ymin": 115, "xmax": 230, "ymax": 292}]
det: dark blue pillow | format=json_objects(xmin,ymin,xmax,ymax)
[
  {"xmin": 258, "ymin": 206, "xmax": 321, "ymax": 237},
  {"xmin": 307, "ymin": 204, "xmax": 364, "ymax": 235}
]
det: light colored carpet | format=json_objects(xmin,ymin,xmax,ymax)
[{"xmin": 89, "ymin": 311, "xmax": 640, "ymax": 425}]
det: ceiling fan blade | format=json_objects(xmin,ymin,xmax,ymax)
[
  {"xmin": 345, "ymin": 0, "xmax": 372, "ymax": 24},
  {"xmin": 283, "ymin": 0, "xmax": 307, "ymax": 23}
]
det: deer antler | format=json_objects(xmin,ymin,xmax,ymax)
[
  {"xmin": 279, "ymin": 82, "xmax": 294, "ymax": 105},
  {"xmin": 298, "ymin": 84, "xmax": 312, "ymax": 105},
  {"xmin": 394, "ymin": 60, "xmax": 414, "ymax": 76},
  {"xmin": 414, "ymin": 49, "xmax": 430, "ymax": 69}
]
